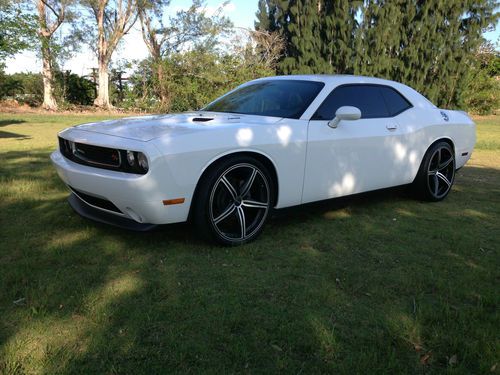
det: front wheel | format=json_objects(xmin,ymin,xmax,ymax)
[
  {"xmin": 414, "ymin": 141, "xmax": 455, "ymax": 201},
  {"xmin": 193, "ymin": 156, "xmax": 274, "ymax": 245}
]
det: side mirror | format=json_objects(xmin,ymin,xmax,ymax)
[{"xmin": 328, "ymin": 106, "xmax": 361, "ymax": 128}]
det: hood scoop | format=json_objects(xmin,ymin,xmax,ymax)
[{"xmin": 192, "ymin": 117, "xmax": 213, "ymax": 122}]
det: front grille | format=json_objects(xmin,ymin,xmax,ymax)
[
  {"xmin": 73, "ymin": 142, "xmax": 121, "ymax": 168},
  {"xmin": 59, "ymin": 137, "xmax": 121, "ymax": 170},
  {"xmin": 69, "ymin": 186, "xmax": 122, "ymax": 214},
  {"xmin": 58, "ymin": 137, "xmax": 147, "ymax": 174}
]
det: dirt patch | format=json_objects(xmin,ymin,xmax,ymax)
[{"xmin": 0, "ymin": 100, "xmax": 150, "ymax": 116}]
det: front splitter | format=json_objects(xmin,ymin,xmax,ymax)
[{"xmin": 68, "ymin": 193, "xmax": 158, "ymax": 232}]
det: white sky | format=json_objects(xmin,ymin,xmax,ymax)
[{"xmin": 5, "ymin": 0, "xmax": 499, "ymax": 76}]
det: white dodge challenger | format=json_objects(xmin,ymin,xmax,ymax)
[{"xmin": 51, "ymin": 75, "xmax": 475, "ymax": 245}]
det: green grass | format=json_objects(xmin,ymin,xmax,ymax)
[{"xmin": 0, "ymin": 112, "xmax": 499, "ymax": 374}]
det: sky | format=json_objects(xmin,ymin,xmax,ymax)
[{"xmin": 5, "ymin": 0, "xmax": 500, "ymax": 76}]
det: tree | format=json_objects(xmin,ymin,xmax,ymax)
[
  {"xmin": 254, "ymin": 0, "xmax": 277, "ymax": 32},
  {"xmin": 36, "ymin": 0, "xmax": 70, "ymax": 110},
  {"xmin": 138, "ymin": 0, "xmax": 230, "ymax": 109},
  {"xmin": 255, "ymin": 0, "xmax": 361, "ymax": 74},
  {"xmin": 81, "ymin": 0, "xmax": 139, "ymax": 108},
  {"xmin": 247, "ymin": 29, "xmax": 285, "ymax": 70},
  {"xmin": 257, "ymin": 0, "xmax": 498, "ymax": 108},
  {"xmin": 354, "ymin": 0, "xmax": 498, "ymax": 107},
  {"xmin": 461, "ymin": 42, "xmax": 500, "ymax": 114},
  {"xmin": 0, "ymin": 0, "xmax": 37, "ymax": 64}
]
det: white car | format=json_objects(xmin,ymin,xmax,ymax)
[{"xmin": 51, "ymin": 75, "xmax": 475, "ymax": 245}]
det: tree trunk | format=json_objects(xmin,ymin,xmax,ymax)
[
  {"xmin": 41, "ymin": 41, "xmax": 58, "ymax": 110},
  {"xmin": 94, "ymin": 55, "xmax": 111, "ymax": 108},
  {"xmin": 37, "ymin": 0, "xmax": 61, "ymax": 111},
  {"xmin": 94, "ymin": 5, "xmax": 112, "ymax": 109},
  {"xmin": 155, "ymin": 60, "xmax": 170, "ymax": 110}
]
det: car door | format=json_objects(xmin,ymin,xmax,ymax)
[{"xmin": 302, "ymin": 84, "xmax": 413, "ymax": 203}]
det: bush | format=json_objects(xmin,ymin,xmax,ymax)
[{"xmin": 462, "ymin": 70, "xmax": 499, "ymax": 115}]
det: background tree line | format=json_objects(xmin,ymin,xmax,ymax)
[
  {"xmin": 0, "ymin": 0, "xmax": 498, "ymax": 114},
  {"xmin": 255, "ymin": 0, "xmax": 499, "ymax": 113}
]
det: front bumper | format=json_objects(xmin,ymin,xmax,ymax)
[
  {"xmin": 51, "ymin": 150, "xmax": 191, "ymax": 225},
  {"xmin": 68, "ymin": 193, "xmax": 157, "ymax": 231}
]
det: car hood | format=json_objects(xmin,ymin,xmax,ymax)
[{"xmin": 74, "ymin": 112, "xmax": 283, "ymax": 141}]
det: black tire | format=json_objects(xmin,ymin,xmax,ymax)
[
  {"xmin": 413, "ymin": 141, "xmax": 455, "ymax": 201},
  {"xmin": 193, "ymin": 155, "xmax": 274, "ymax": 246}
]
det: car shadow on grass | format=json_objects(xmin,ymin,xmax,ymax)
[
  {"xmin": 1, "ymin": 149, "xmax": 499, "ymax": 373},
  {"xmin": 0, "ymin": 119, "xmax": 31, "ymax": 140},
  {"xmin": 0, "ymin": 119, "xmax": 26, "ymax": 127}
]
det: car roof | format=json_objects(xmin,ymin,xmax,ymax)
[{"xmin": 250, "ymin": 74, "xmax": 437, "ymax": 109}]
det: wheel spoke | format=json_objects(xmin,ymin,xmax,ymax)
[
  {"xmin": 436, "ymin": 171, "xmax": 451, "ymax": 187},
  {"xmin": 213, "ymin": 204, "xmax": 236, "ymax": 224},
  {"xmin": 439, "ymin": 156, "xmax": 453, "ymax": 170},
  {"xmin": 240, "ymin": 168, "xmax": 257, "ymax": 198},
  {"xmin": 220, "ymin": 176, "xmax": 238, "ymax": 200},
  {"xmin": 242, "ymin": 199, "xmax": 268, "ymax": 209},
  {"xmin": 236, "ymin": 206, "xmax": 246, "ymax": 239},
  {"xmin": 433, "ymin": 174, "xmax": 439, "ymax": 196},
  {"xmin": 428, "ymin": 169, "xmax": 437, "ymax": 176}
]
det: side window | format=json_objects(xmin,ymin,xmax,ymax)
[
  {"xmin": 379, "ymin": 86, "xmax": 412, "ymax": 116},
  {"xmin": 312, "ymin": 85, "xmax": 389, "ymax": 120}
]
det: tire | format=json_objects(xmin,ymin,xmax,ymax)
[
  {"xmin": 413, "ymin": 141, "xmax": 455, "ymax": 201},
  {"xmin": 193, "ymin": 155, "xmax": 275, "ymax": 246}
]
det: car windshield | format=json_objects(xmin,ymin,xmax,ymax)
[{"xmin": 202, "ymin": 80, "xmax": 325, "ymax": 119}]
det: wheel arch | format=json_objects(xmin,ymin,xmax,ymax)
[
  {"xmin": 188, "ymin": 150, "xmax": 280, "ymax": 221},
  {"xmin": 430, "ymin": 136, "xmax": 455, "ymax": 155},
  {"xmin": 412, "ymin": 137, "xmax": 456, "ymax": 183}
]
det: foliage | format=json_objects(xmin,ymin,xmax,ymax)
[
  {"xmin": 0, "ymin": 71, "xmax": 96, "ymax": 106},
  {"xmin": 56, "ymin": 71, "xmax": 96, "ymax": 106},
  {"xmin": 461, "ymin": 43, "xmax": 500, "ymax": 115},
  {"xmin": 0, "ymin": 73, "xmax": 44, "ymax": 106},
  {"xmin": 0, "ymin": 0, "xmax": 37, "ymax": 62},
  {"xmin": 126, "ymin": 46, "xmax": 275, "ymax": 112},
  {"xmin": 138, "ymin": 0, "xmax": 232, "ymax": 110},
  {"xmin": 257, "ymin": 0, "xmax": 499, "ymax": 109}
]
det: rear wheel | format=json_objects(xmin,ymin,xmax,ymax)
[
  {"xmin": 414, "ymin": 141, "xmax": 455, "ymax": 201},
  {"xmin": 193, "ymin": 156, "xmax": 274, "ymax": 245}
]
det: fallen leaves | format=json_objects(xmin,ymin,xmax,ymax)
[
  {"xmin": 448, "ymin": 354, "xmax": 458, "ymax": 366},
  {"xmin": 271, "ymin": 344, "xmax": 283, "ymax": 352},
  {"xmin": 420, "ymin": 352, "xmax": 432, "ymax": 365},
  {"xmin": 13, "ymin": 297, "xmax": 25, "ymax": 305}
]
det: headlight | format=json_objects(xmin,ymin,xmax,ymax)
[
  {"xmin": 126, "ymin": 150, "xmax": 135, "ymax": 166},
  {"xmin": 137, "ymin": 152, "xmax": 148, "ymax": 171},
  {"xmin": 124, "ymin": 150, "xmax": 148, "ymax": 173}
]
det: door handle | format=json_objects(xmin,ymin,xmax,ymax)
[{"xmin": 386, "ymin": 124, "xmax": 398, "ymax": 131}]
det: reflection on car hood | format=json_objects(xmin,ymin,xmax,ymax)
[{"xmin": 74, "ymin": 112, "xmax": 283, "ymax": 141}]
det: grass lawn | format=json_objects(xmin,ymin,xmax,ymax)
[{"xmin": 0, "ymin": 113, "xmax": 499, "ymax": 374}]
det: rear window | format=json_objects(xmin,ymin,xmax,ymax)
[
  {"xmin": 202, "ymin": 80, "xmax": 325, "ymax": 119},
  {"xmin": 379, "ymin": 86, "xmax": 412, "ymax": 116},
  {"xmin": 313, "ymin": 85, "xmax": 389, "ymax": 120},
  {"xmin": 312, "ymin": 84, "xmax": 412, "ymax": 120}
]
